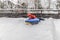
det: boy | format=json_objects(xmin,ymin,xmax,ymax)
[
  {"xmin": 27, "ymin": 13, "xmax": 36, "ymax": 19},
  {"xmin": 27, "ymin": 13, "xmax": 44, "ymax": 21}
]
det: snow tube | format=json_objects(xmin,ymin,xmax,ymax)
[{"xmin": 25, "ymin": 18, "xmax": 40, "ymax": 23}]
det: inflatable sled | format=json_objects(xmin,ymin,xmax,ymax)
[{"xmin": 25, "ymin": 18, "xmax": 40, "ymax": 25}]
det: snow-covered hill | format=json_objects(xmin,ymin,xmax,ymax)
[{"xmin": 0, "ymin": 18, "xmax": 54, "ymax": 40}]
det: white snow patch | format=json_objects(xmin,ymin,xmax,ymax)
[
  {"xmin": 0, "ymin": 18, "xmax": 54, "ymax": 40},
  {"xmin": 54, "ymin": 19, "xmax": 60, "ymax": 40}
]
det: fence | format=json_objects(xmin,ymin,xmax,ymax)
[
  {"xmin": 0, "ymin": 9, "xmax": 59, "ymax": 18},
  {"xmin": 0, "ymin": 9, "xmax": 59, "ymax": 14}
]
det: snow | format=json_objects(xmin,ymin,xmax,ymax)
[
  {"xmin": 54, "ymin": 19, "xmax": 60, "ymax": 40},
  {"xmin": 0, "ymin": 18, "xmax": 54, "ymax": 40}
]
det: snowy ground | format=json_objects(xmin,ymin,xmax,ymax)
[
  {"xmin": 54, "ymin": 19, "xmax": 60, "ymax": 40},
  {"xmin": 0, "ymin": 18, "xmax": 58, "ymax": 40}
]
